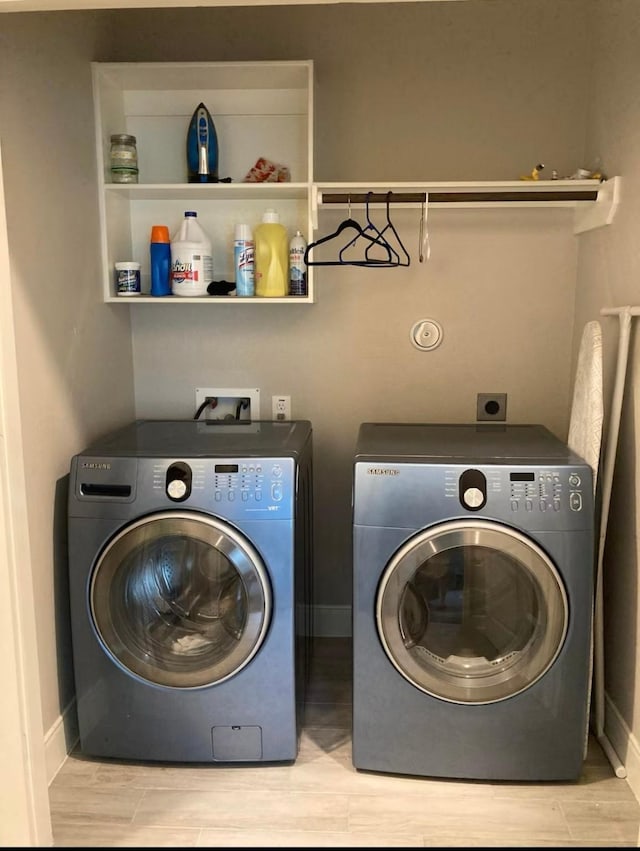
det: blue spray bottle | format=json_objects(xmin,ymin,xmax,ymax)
[{"xmin": 187, "ymin": 102, "xmax": 219, "ymax": 183}]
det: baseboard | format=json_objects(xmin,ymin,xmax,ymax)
[
  {"xmin": 312, "ymin": 604, "xmax": 351, "ymax": 638},
  {"xmin": 604, "ymin": 691, "xmax": 640, "ymax": 802},
  {"xmin": 44, "ymin": 699, "xmax": 78, "ymax": 785}
]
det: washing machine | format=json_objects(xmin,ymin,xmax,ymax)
[
  {"xmin": 352, "ymin": 423, "xmax": 594, "ymax": 781},
  {"xmin": 68, "ymin": 419, "xmax": 313, "ymax": 763}
]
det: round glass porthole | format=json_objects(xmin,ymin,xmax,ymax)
[
  {"xmin": 90, "ymin": 512, "xmax": 271, "ymax": 689},
  {"xmin": 376, "ymin": 520, "xmax": 568, "ymax": 704}
]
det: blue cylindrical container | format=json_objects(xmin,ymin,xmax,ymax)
[
  {"xmin": 150, "ymin": 225, "xmax": 172, "ymax": 296},
  {"xmin": 234, "ymin": 223, "xmax": 255, "ymax": 297}
]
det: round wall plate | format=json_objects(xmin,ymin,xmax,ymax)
[{"xmin": 410, "ymin": 318, "xmax": 443, "ymax": 351}]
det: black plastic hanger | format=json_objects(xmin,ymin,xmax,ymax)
[
  {"xmin": 340, "ymin": 192, "xmax": 400, "ymax": 267},
  {"xmin": 369, "ymin": 192, "xmax": 410, "ymax": 267},
  {"xmin": 304, "ymin": 194, "xmax": 395, "ymax": 267}
]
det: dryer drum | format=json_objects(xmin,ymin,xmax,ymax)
[
  {"xmin": 377, "ymin": 519, "xmax": 568, "ymax": 705},
  {"xmin": 89, "ymin": 511, "xmax": 272, "ymax": 689}
]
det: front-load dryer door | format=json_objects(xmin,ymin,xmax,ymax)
[
  {"xmin": 376, "ymin": 520, "xmax": 568, "ymax": 704},
  {"xmin": 90, "ymin": 511, "xmax": 271, "ymax": 689}
]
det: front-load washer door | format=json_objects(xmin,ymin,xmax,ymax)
[
  {"xmin": 90, "ymin": 511, "xmax": 271, "ymax": 689},
  {"xmin": 376, "ymin": 520, "xmax": 568, "ymax": 704}
]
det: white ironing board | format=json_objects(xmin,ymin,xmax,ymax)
[
  {"xmin": 568, "ymin": 320, "xmax": 604, "ymax": 492},
  {"xmin": 567, "ymin": 320, "xmax": 604, "ymax": 769}
]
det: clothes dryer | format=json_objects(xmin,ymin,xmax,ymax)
[
  {"xmin": 353, "ymin": 423, "xmax": 594, "ymax": 780},
  {"xmin": 68, "ymin": 419, "xmax": 312, "ymax": 763}
]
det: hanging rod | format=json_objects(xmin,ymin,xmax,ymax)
[
  {"xmin": 319, "ymin": 190, "xmax": 598, "ymax": 205},
  {"xmin": 320, "ymin": 192, "xmax": 426, "ymax": 204}
]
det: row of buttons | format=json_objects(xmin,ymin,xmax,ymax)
[
  {"xmin": 511, "ymin": 498, "xmax": 562, "ymax": 512},
  {"xmin": 534, "ymin": 474, "xmax": 582, "ymax": 486},
  {"xmin": 510, "ymin": 492, "xmax": 583, "ymax": 512},
  {"xmin": 215, "ymin": 490, "xmax": 261, "ymax": 502},
  {"xmin": 214, "ymin": 483, "xmax": 284, "ymax": 502}
]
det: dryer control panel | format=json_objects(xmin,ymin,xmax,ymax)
[
  {"xmin": 454, "ymin": 467, "xmax": 587, "ymax": 515},
  {"xmin": 353, "ymin": 461, "xmax": 593, "ymax": 532},
  {"xmin": 506, "ymin": 469, "xmax": 586, "ymax": 515},
  {"xmin": 452, "ymin": 466, "xmax": 589, "ymax": 518}
]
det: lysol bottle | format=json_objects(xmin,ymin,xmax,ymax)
[{"xmin": 234, "ymin": 224, "xmax": 255, "ymax": 297}]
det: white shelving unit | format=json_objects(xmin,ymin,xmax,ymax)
[
  {"xmin": 93, "ymin": 60, "xmax": 619, "ymax": 305},
  {"xmin": 92, "ymin": 60, "xmax": 314, "ymax": 304}
]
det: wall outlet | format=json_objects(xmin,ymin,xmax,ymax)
[
  {"xmin": 477, "ymin": 392, "xmax": 507, "ymax": 422},
  {"xmin": 195, "ymin": 387, "xmax": 260, "ymax": 421},
  {"xmin": 272, "ymin": 395, "xmax": 291, "ymax": 421}
]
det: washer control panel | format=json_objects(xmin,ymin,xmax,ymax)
[{"xmin": 151, "ymin": 456, "xmax": 294, "ymax": 518}]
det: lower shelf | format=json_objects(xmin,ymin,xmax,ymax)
[{"xmin": 107, "ymin": 295, "xmax": 314, "ymax": 304}]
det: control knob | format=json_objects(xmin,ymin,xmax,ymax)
[
  {"xmin": 166, "ymin": 461, "xmax": 192, "ymax": 502},
  {"xmin": 463, "ymin": 487, "xmax": 484, "ymax": 509},
  {"xmin": 458, "ymin": 469, "xmax": 487, "ymax": 511}
]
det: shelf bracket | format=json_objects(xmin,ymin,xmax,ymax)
[
  {"xmin": 574, "ymin": 176, "xmax": 621, "ymax": 234},
  {"xmin": 311, "ymin": 184, "xmax": 320, "ymax": 231}
]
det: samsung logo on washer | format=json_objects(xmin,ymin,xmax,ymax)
[
  {"xmin": 367, "ymin": 467, "xmax": 399, "ymax": 476},
  {"xmin": 81, "ymin": 461, "xmax": 111, "ymax": 470}
]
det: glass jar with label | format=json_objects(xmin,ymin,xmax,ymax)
[{"xmin": 110, "ymin": 134, "xmax": 138, "ymax": 184}]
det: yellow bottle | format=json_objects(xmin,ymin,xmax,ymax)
[{"xmin": 255, "ymin": 209, "xmax": 288, "ymax": 297}]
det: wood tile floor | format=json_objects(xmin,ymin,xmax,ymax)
[{"xmin": 50, "ymin": 638, "xmax": 640, "ymax": 847}]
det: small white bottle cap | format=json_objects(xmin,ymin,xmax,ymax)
[
  {"xmin": 262, "ymin": 208, "xmax": 280, "ymax": 223},
  {"xmin": 235, "ymin": 223, "xmax": 253, "ymax": 241}
]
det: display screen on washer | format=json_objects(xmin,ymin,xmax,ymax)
[
  {"xmin": 510, "ymin": 472, "xmax": 535, "ymax": 482},
  {"xmin": 215, "ymin": 464, "xmax": 239, "ymax": 473},
  {"xmin": 376, "ymin": 520, "xmax": 568, "ymax": 704},
  {"xmin": 90, "ymin": 512, "xmax": 271, "ymax": 689}
]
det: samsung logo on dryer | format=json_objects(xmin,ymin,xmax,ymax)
[
  {"xmin": 367, "ymin": 467, "xmax": 399, "ymax": 476},
  {"xmin": 81, "ymin": 461, "xmax": 111, "ymax": 470}
]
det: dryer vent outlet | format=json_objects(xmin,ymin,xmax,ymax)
[{"xmin": 477, "ymin": 393, "xmax": 507, "ymax": 422}]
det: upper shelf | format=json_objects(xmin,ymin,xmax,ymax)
[{"xmin": 311, "ymin": 177, "xmax": 621, "ymax": 234}]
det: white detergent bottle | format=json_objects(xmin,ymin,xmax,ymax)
[
  {"xmin": 254, "ymin": 208, "xmax": 288, "ymax": 298},
  {"xmin": 170, "ymin": 211, "xmax": 213, "ymax": 297}
]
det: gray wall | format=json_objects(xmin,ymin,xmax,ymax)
[
  {"xmin": 120, "ymin": 0, "xmax": 591, "ymax": 616},
  {"xmin": 0, "ymin": 11, "xmax": 137, "ymax": 745}
]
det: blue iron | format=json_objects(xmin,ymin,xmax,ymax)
[{"xmin": 187, "ymin": 102, "xmax": 219, "ymax": 183}]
